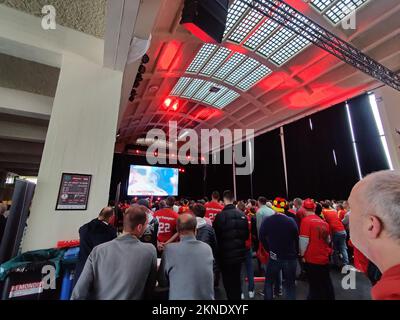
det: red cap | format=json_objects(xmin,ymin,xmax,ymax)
[{"xmin": 303, "ymin": 198, "xmax": 316, "ymax": 210}]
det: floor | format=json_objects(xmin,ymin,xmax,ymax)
[{"xmin": 215, "ymin": 263, "xmax": 372, "ymax": 301}]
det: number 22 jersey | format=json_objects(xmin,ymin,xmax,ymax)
[{"xmin": 153, "ymin": 208, "xmax": 179, "ymax": 243}]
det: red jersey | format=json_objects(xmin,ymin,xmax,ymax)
[
  {"xmin": 322, "ymin": 209, "xmax": 345, "ymax": 233},
  {"xmin": 300, "ymin": 215, "xmax": 332, "ymax": 265},
  {"xmin": 153, "ymin": 208, "xmax": 179, "ymax": 243},
  {"xmin": 245, "ymin": 214, "xmax": 252, "ymax": 250},
  {"xmin": 178, "ymin": 205, "xmax": 190, "ymax": 214},
  {"xmin": 296, "ymin": 207, "xmax": 307, "ymax": 222},
  {"xmin": 205, "ymin": 201, "xmax": 224, "ymax": 223},
  {"xmin": 348, "ymin": 240, "xmax": 369, "ymax": 273},
  {"xmin": 338, "ymin": 209, "xmax": 347, "ymax": 221},
  {"xmin": 372, "ymin": 264, "xmax": 400, "ymax": 300}
]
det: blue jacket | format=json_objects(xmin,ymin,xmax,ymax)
[{"xmin": 259, "ymin": 213, "xmax": 299, "ymax": 260}]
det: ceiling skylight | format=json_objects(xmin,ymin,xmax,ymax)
[
  {"xmin": 310, "ymin": 0, "xmax": 371, "ymax": 24},
  {"xmin": 237, "ymin": 64, "xmax": 272, "ymax": 91},
  {"xmin": 170, "ymin": 78, "xmax": 239, "ymax": 109},
  {"xmin": 185, "ymin": 44, "xmax": 271, "ymax": 90},
  {"xmin": 223, "ymin": 0, "xmax": 311, "ymax": 66}
]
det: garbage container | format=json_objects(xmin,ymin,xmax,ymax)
[{"xmin": 0, "ymin": 248, "xmax": 65, "ymax": 300}]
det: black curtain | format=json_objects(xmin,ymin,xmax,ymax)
[
  {"xmin": 252, "ymin": 128, "xmax": 286, "ymax": 200},
  {"xmin": 347, "ymin": 94, "xmax": 389, "ymax": 176},
  {"xmin": 284, "ymin": 102, "xmax": 359, "ymax": 200}
]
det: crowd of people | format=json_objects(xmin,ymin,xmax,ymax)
[{"xmin": 71, "ymin": 170, "xmax": 400, "ymax": 300}]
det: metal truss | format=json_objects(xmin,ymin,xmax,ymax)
[{"xmin": 239, "ymin": 0, "xmax": 400, "ymax": 91}]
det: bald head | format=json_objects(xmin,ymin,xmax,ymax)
[
  {"xmin": 349, "ymin": 170, "xmax": 400, "ymax": 268},
  {"xmin": 177, "ymin": 213, "xmax": 197, "ymax": 236}
]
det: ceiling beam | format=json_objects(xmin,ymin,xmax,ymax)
[
  {"xmin": 0, "ymin": 139, "xmax": 44, "ymax": 156},
  {"xmin": 0, "ymin": 87, "xmax": 53, "ymax": 120},
  {"xmin": 0, "ymin": 153, "xmax": 41, "ymax": 164},
  {"xmin": 0, "ymin": 120, "xmax": 47, "ymax": 143}
]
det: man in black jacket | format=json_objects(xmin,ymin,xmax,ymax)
[
  {"xmin": 213, "ymin": 190, "xmax": 249, "ymax": 300},
  {"xmin": 74, "ymin": 207, "xmax": 117, "ymax": 287}
]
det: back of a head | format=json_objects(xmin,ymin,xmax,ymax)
[
  {"xmin": 124, "ymin": 204, "xmax": 147, "ymax": 233},
  {"xmin": 0, "ymin": 203, "xmax": 6, "ymax": 215},
  {"xmin": 223, "ymin": 190, "xmax": 234, "ymax": 203},
  {"xmin": 99, "ymin": 207, "xmax": 114, "ymax": 220},
  {"xmin": 258, "ymin": 196, "xmax": 267, "ymax": 205},
  {"xmin": 362, "ymin": 170, "xmax": 400, "ymax": 240},
  {"xmin": 237, "ymin": 201, "xmax": 246, "ymax": 212},
  {"xmin": 166, "ymin": 196, "xmax": 175, "ymax": 208},
  {"xmin": 177, "ymin": 213, "xmax": 197, "ymax": 234},
  {"xmin": 192, "ymin": 204, "xmax": 206, "ymax": 218},
  {"xmin": 294, "ymin": 198, "xmax": 302, "ymax": 207},
  {"xmin": 250, "ymin": 199, "xmax": 256, "ymax": 207},
  {"xmin": 137, "ymin": 199, "xmax": 150, "ymax": 209},
  {"xmin": 212, "ymin": 191, "xmax": 220, "ymax": 201}
]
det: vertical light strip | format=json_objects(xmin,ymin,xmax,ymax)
[
  {"xmin": 332, "ymin": 149, "xmax": 338, "ymax": 166},
  {"xmin": 369, "ymin": 93, "xmax": 394, "ymax": 170},
  {"xmin": 346, "ymin": 103, "xmax": 362, "ymax": 180}
]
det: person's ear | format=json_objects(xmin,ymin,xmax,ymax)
[{"xmin": 366, "ymin": 215, "xmax": 383, "ymax": 239}]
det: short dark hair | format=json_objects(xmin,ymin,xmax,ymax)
[
  {"xmin": 258, "ymin": 196, "xmax": 267, "ymax": 205},
  {"xmin": 124, "ymin": 205, "xmax": 147, "ymax": 231},
  {"xmin": 99, "ymin": 207, "xmax": 114, "ymax": 219},
  {"xmin": 250, "ymin": 199, "xmax": 256, "ymax": 206},
  {"xmin": 166, "ymin": 196, "xmax": 175, "ymax": 207},
  {"xmin": 192, "ymin": 204, "xmax": 206, "ymax": 218},
  {"xmin": 223, "ymin": 190, "xmax": 234, "ymax": 202},
  {"xmin": 237, "ymin": 201, "xmax": 246, "ymax": 212},
  {"xmin": 177, "ymin": 214, "xmax": 197, "ymax": 233},
  {"xmin": 212, "ymin": 191, "xmax": 220, "ymax": 200}
]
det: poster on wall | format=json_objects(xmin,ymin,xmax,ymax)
[{"xmin": 56, "ymin": 173, "xmax": 92, "ymax": 210}]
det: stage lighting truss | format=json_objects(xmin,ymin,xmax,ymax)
[
  {"xmin": 170, "ymin": 77, "xmax": 240, "ymax": 109},
  {"xmin": 237, "ymin": 0, "xmax": 400, "ymax": 91},
  {"xmin": 309, "ymin": 0, "xmax": 371, "ymax": 25}
]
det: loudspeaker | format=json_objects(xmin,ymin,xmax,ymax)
[{"xmin": 181, "ymin": 0, "xmax": 229, "ymax": 43}]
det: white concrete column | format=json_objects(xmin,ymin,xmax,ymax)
[
  {"xmin": 374, "ymin": 86, "xmax": 400, "ymax": 170},
  {"xmin": 22, "ymin": 53, "xmax": 123, "ymax": 251}
]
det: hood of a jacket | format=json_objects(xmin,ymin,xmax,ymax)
[{"xmin": 196, "ymin": 217, "xmax": 207, "ymax": 229}]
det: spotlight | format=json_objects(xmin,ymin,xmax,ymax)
[
  {"xmin": 172, "ymin": 101, "xmax": 179, "ymax": 111},
  {"xmin": 138, "ymin": 64, "xmax": 146, "ymax": 74},
  {"xmin": 163, "ymin": 98, "xmax": 172, "ymax": 109},
  {"xmin": 136, "ymin": 73, "xmax": 143, "ymax": 82},
  {"xmin": 142, "ymin": 54, "xmax": 150, "ymax": 64}
]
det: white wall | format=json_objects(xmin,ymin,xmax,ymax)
[
  {"xmin": 22, "ymin": 53, "xmax": 123, "ymax": 251},
  {"xmin": 374, "ymin": 86, "xmax": 400, "ymax": 170}
]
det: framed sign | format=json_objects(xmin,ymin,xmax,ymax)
[{"xmin": 56, "ymin": 173, "xmax": 92, "ymax": 210}]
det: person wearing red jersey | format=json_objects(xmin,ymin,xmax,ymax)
[
  {"xmin": 153, "ymin": 196, "xmax": 179, "ymax": 255},
  {"xmin": 349, "ymin": 170, "xmax": 400, "ymax": 300},
  {"xmin": 205, "ymin": 191, "xmax": 224, "ymax": 223},
  {"xmin": 293, "ymin": 198, "xmax": 306, "ymax": 223},
  {"xmin": 337, "ymin": 204, "xmax": 347, "ymax": 221},
  {"xmin": 321, "ymin": 201, "xmax": 349, "ymax": 266},
  {"xmin": 178, "ymin": 199, "xmax": 190, "ymax": 214},
  {"xmin": 299, "ymin": 199, "xmax": 335, "ymax": 300}
]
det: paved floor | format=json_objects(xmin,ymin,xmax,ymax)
[{"xmin": 215, "ymin": 264, "xmax": 372, "ymax": 300}]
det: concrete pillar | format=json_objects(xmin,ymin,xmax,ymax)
[
  {"xmin": 22, "ymin": 53, "xmax": 123, "ymax": 251},
  {"xmin": 374, "ymin": 86, "xmax": 400, "ymax": 170}
]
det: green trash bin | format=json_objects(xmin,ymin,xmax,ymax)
[{"xmin": 0, "ymin": 248, "xmax": 66, "ymax": 300}]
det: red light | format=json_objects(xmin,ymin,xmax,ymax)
[
  {"xmin": 181, "ymin": 168, "xmax": 185, "ymax": 173},
  {"xmin": 159, "ymin": 40, "xmax": 181, "ymax": 70},
  {"xmin": 181, "ymin": 23, "xmax": 216, "ymax": 43},
  {"xmin": 172, "ymin": 101, "xmax": 179, "ymax": 111},
  {"xmin": 135, "ymin": 149, "xmax": 140, "ymax": 154},
  {"xmin": 201, "ymin": 156, "xmax": 205, "ymax": 161},
  {"xmin": 186, "ymin": 155, "xmax": 191, "ymax": 160},
  {"xmin": 157, "ymin": 197, "xmax": 161, "ymax": 201},
  {"xmin": 163, "ymin": 98, "xmax": 172, "ymax": 109},
  {"xmin": 154, "ymin": 152, "xmax": 158, "ymax": 156}
]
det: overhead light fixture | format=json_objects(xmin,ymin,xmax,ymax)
[{"xmin": 181, "ymin": 0, "xmax": 229, "ymax": 43}]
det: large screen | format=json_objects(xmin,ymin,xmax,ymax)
[{"xmin": 127, "ymin": 165, "xmax": 178, "ymax": 196}]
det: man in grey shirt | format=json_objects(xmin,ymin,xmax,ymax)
[
  {"xmin": 256, "ymin": 196, "xmax": 275, "ymax": 233},
  {"xmin": 158, "ymin": 213, "xmax": 214, "ymax": 300},
  {"xmin": 71, "ymin": 205, "xmax": 157, "ymax": 300}
]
